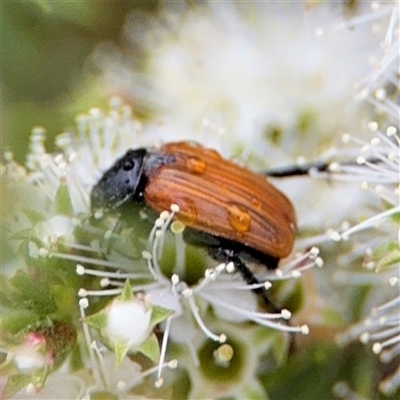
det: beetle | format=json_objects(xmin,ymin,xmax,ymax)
[{"xmin": 91, "ymin": 141, "xmax": 297, "ymax": 307}]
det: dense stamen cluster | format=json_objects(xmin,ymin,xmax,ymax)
[
  {"xmin": 330, "ymin": 121, "xmax": 399, "ymax": 395},
  {"xmin": 74, "ymin": 204, "xmax": 322, "ymax": 390}
]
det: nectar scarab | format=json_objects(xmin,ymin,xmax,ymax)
[{"xmin": 91, "ymin": 141, "xmax": 297, "ymax": 308}]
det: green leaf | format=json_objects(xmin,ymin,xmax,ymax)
[
  {"xmin": 0, "ymin": 356, "xmax": 16, "ymax": 375},
  {"xmin": 84, "ymin": 309, "xmax": 107, "ymax": 331},
  {"xmin": 376, "ymin": 247, "xmax": 400, "ymax": 272},
  {"xmin": 372, "ymin": 241, "xmax": 397, "ymax": 259},
  {"xmin": 50, "ymin": 284, "xmax": 77, "ymax": 319},
  {"xmin": 69, "ymin": 342, "xmax": 84, "ymax": 372},
  {"xmin": 0, "ymin": 275, "xmax": 13, "ymax": 305},
  {"xmin": 9, "ymin": 228, "xmax": 33, "ymax": 240},
  {"xmin": 137, "ymin": 333, "xmax": 160, "ymax": 363},
  {"xmin": 114, "ymin": 340, "xmax": 129, "ymax": 366},
  {"xmin": 1, "ymin": 309, "xmax": 40, "ymax": 336},
  {"xmin": 8, "ymin": 270, "xmax": 57, "ymax": 316},
  {"xmin": 2, "ymin": 374, "xmax": 32, "ymax": 399},
  {"xmin": 31, "ymin": 366, "xmax": 51, "ymax": 391},
  {"xmin": 54, "ymin": 184, "xmax": 73, "ymax": 216},
  {"xmin": 150, "ymin": 305, "xmax": 173, "ymax": 328},
  {"xmin": 22, "ymin": 208, "xmax": 46, "ymax": 225},
  {"xmin": 119, "ymin": 280, "xmax": 133, "ymax": 301},
  {"xmin": 271, "ymin": 331, "xmax": 290, "ymax": 366}
]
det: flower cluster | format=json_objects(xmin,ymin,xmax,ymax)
[
  {"xmin": 93, "ymin": 1, "xmax": 381, "ymax": 165},
  {"xmin": 1, "ymin": 100, "xmax": 323, "ymax": 399},
  {"xmin": 327, "ymin": 3, "xmax": 399, "ymax": 395},
  {"xmin": 333, "ymin": 127, "xmax": 399, "ymax": 395}
]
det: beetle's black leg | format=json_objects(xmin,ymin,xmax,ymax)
[
  {"xmin": 183, "ymin": 229, "xmax": 280, "ymax": 310},
  {"xmin": 209, "ymin": 247, "xmax": 280, "ymax": 312}
]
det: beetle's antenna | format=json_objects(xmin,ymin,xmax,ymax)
[
  {"xmin": 264, "ymin": 158, "xmax": 381, "ymax": 178},
  {"xmin": 264, "ymin": 160, "xmax": 331, "ymax": 177}
]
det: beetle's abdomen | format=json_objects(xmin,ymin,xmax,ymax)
[{"xmin": 144, "ymin": 142, "xmax": 296, "ymax": 259}]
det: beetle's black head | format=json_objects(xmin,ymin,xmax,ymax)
[{"xmin": 91, "ymin": 148, "xmax": 148, "ymax": 213}]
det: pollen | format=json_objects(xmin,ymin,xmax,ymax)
[{"xmin": 214, "ymin": 344, "xmax": 234, "ymax": 363}]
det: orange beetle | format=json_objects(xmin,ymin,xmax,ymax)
[{"xmin": 91, "ymin": 141, "xmax": 296, "ymax": 306}]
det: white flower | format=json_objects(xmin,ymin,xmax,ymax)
[
  {"xmin": 106, "ymin": 296, "xmax": 152, "ymax": 348},
  {"xmin": 94, "ymin": 1, "xmax": 383, "ymax": 163},
  {"xmin": 12, "ymin": 345, "xmax": 47, "ymax": 374},
  {"xmin": 34, "ymin": 215, "xmax": 76, "ymax": 248},
  {"xmin": 77, "ymin": 204, "xmax": 317, "ymax": 390},
  {"xmin": 329, "ymin": 4, "xmax": 399, "ymax": 390},
  {"xmin": 333, "ymin": 126, "xmax": 400, "ymax": 395}
]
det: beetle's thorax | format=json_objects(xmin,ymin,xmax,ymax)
[{"xmin": 143, "ymin": 151, "xmax": 176, "ymax": 178}]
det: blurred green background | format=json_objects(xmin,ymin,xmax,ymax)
[{"xmin": 2, "ymin": 0, "xmax": 157, "ymax": 163}]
